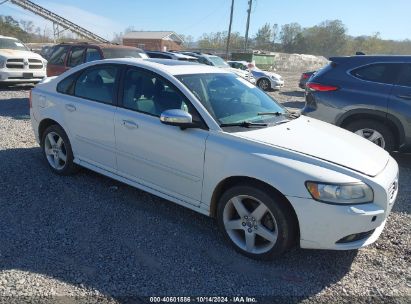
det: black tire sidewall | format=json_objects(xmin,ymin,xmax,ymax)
[
  {"xmin": 258, "ymin": 78, "xmax": 270, "ymax": 91},
  {"xmin": 41, "ymin": 125, "xmax": 77, "ymax": 175},
  {"xmin": 217, "ymin": 184, "xmax": 297, "ymax": 260},
  {"xmin": 345, "ymin": 119, "xmax": 395, "ymax": 151}
]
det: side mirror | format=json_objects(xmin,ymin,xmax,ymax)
[{"xmin": 160, "ymin": 109, "xmax": 195, "ymax": 129}]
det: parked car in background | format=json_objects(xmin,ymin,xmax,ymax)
[
  {"xmin": 302, "ymin": 55, "xmax": 411, "ymax": 152},
  {"xmin": 0, "ymin": 35, "xmax": 47, "ymax": 85},
  {"xmin": 146, "ymin": 51, "xmax": 198, "ymax": 62},
  {"xmin": 30, "ymin": 58, "xmax": 398, "ymax": 260},
  {"xmin": 228, "ymin": 60, "xmax": 284, "ymax": 91},
  {"xmin": 47, "ymin": 43, "xmax": 148, "ymax": 76},
  {"xmin": 178, "ymin": 52, "xmax": 255, "ymax": 83},
  {"xmin": 298, "ymin": 71, "xmax": 315, "ymax": 89},
  {"xmin": 40, "ymin": 45, "xmax": 55, "ymax": 60}
]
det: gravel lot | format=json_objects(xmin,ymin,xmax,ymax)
[{"xmin": 0, "ymin": 75, "xmax": 410, "ymax": 303}]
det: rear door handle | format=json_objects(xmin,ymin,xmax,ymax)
[
  {"xmin": 65, "ymin": 104, "xmax": 76, "ymax": 112},
  {"xmin": 397, "ymin": 94, "xmax": 411, "ymax": 100},
  {"xmin": 122, "ymin": 120, "xmax": 138, "ymax": 129}
]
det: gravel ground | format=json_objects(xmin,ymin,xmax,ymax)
[{"xmin": 0, "ymin": 78, "xmax": 410, "ymax": 304}]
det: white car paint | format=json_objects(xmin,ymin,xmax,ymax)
[
  {"xmin": 0, "ymin": 36, "xmax": 47, "ymax": 83},
  {"xmin": 30, "ymin": 58, "xmax": 399, "ymax": 251}
]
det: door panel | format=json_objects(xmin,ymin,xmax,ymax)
[{"xmin": 115, "ymin": 108, "xmax": 207, "ymax": 204}]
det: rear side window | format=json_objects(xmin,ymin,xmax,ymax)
[
  {"xmin": 57, "ymin": 72, "xmax": 78, "ymax": 95},
  {"xmin": 398, "ymin": 64, "xmax": 411, "ymax": 87},
  {"xmin": 74, "ymin": 65, "xmax": 120, "ymax": 104},
  {"xmin": 85, "ymin": 48, "xmax": 102, "ymax": 62},
  {"xmin": 68, "ymin": 47, "xmax": 86, "ymax": 67},
  {"xmin": 350, "ymin": 63, "xmax": 401, "ymax": 85},
  {"xmin": 48, "ymin": 46, "xmax": 70, "ymax": 65}
]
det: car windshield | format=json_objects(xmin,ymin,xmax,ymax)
[
  {"xmin": 177, "ymin": 73, "xmax": 289, "ymax": 127},
  {"xmin": 102, "ymin": 48, "xmax": 148, "ymax": 59},
  {"xmin": 0, "ymin": 38, "xmax": 29, "ymax": 51},
  {"xmin": 208, "ymin": 56, "xmax": 229, "ymax": 68}
]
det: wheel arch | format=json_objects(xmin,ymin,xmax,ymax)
[
  {"xmin": 337, "ymin": 109, "xmax": 405, "ymax": 149},
  {"xmin": 38, "ymin": 118, "xmax": 64, "ymax": 145},
  {"xmin": 209, "ymin": 176, "xmax": 300, "ymax": 237}
]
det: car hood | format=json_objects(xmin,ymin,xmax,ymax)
[
  {"xmin": 251, "ymin": 69, "xmax": 281, "ymax": 79},
  {"xmin": 233, "ymin": 116, "xmax": 389, "ymax": 177},
  {"xmin": 0, "ymin": 49, "xmax": 44, "ymax": 60}
]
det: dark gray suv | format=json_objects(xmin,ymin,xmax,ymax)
[{"xmin": 302, "ymin": 55, "xmax": 411, "ymax": 152}]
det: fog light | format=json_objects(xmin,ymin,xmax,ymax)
[{"xmin": 336, "ymin": 230, "xmax": 375, "ymax": 244}]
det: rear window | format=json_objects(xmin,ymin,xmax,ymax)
[
  {"xmin": 101, "ymin": 48, "xmax": 147, "ymax": 59},
  {"xmin": 350, "ymin": 63, "xmax": 401, "ymax": 85}
]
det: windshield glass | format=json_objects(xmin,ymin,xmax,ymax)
[
  {"xmin": 102, "ymin": 48, "xmax": 148, "ymax": 59},
  {"xmin": 177, "ymin": 73, "xmax": 287, "ymax": 126},
  {"xmin": 0, "ymin": 38, "xmax": 29, "ymax": 51},
  {"xmin": 208, "ymin": 56, "xmax": 229, "ymax": 68}
]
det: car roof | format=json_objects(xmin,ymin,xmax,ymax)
[
  {"xmin": 330, "ymin": 55, "xmax": 411, "ymax": 63},
  {"xmin": 146, "ymin": 51, "xmax": 197, "ymax": 59},
  {"xmin": 97, "ymin": 58, "xmax": 230, "ymax": 75},
  {"xmin": 56, "ymin": 42, "xmax": 141, "ymax": 50}
]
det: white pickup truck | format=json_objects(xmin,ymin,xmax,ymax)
[{"xmin": 0, "ymin": 35, "xmax": 47, "ymax": 85}]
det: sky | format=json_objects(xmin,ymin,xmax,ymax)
[{"xmin": 1, "ymin": 0, "xmax": 411, "ymax": 41}]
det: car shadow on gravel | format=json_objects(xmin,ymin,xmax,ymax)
[
  {"xmin": 0, "ymin": 97, "xmax": 30, "ymax": 120},
  {"xmin": 0, "ymin": 147, "xmax": 361, "ymax": 300},
  {"xmin": 280, "ymin": 90, "xmax": 305, "ymax": 98}
]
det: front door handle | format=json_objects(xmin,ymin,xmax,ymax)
[
  {"xmin": 122, "ymin": 120, "xmax": 138, "ymax": 129},
  {"xmin": 65, "ymin": 104, "xmax": 76, "ymax": 112},
  {"xmin": 397, "ymin": 94, "xmax": 411, "ymax": 100}
]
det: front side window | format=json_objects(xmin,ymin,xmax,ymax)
[
  {"xmin": 122, "ymin": 68, "xmax": 201, "ymax": 122},
  {"xmin": 48, "ymin": 45, "xmax": 70, "ymax": 65},
  {"xmin": 177, "ymin": 73, "xmax": 287, "ymax": 126},
  {"xmin": 74, "ymin": 65, "xmax": 119, "ymax": 104},
  {"xmin": 68, "ymin": 47, "xmax": 86, "ymax": 67},
  {"xmin": 350, "ymin": 63, "xmax": 401, "ymax": 85}
]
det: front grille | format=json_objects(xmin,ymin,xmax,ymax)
[
  {"xmin": 6, "ymin": 58, "xmax": 24, "ymax": 69},
  {"xmin": 5, "ymin": 58, "xmax": 43, "ymax": 69},
  {"xmin": 388, "ymin": 180, "xmax": 398, "ymax": 203}
]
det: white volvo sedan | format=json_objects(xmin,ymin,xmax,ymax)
[{"xmin": 30, "ymin": 59, "xmax": 399, "ymax": 260}]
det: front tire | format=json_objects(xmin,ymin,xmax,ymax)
[
  {"xmin": 41, "ymin": 125, "xmax": 78, "ymax": 175},
  {"xmin": 217, "ymin": 184, "xmax": 298, "ymax": 260},
  {"xmin": 344, "ymin": 119, "xmax": 395, "ymax": 151}
]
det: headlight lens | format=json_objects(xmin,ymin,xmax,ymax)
[{"xmin": 305, "ymin": 182, "xmax": 373, "ymax": 204}]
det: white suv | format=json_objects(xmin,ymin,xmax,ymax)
[
  {"xmin": 30, "ymin": 58, "xmax": 399, "ymax": 260},
  {"xmin": 0, "ymin": 35, "xmax": 47, "ymax": 85}
]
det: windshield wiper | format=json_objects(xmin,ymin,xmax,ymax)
[
  {"xmin": 257, "ymin": 111, "xmax": 283, "ymax": 116},
  {"xmin": 258, "ymin": 111, "xmax": 301, "ymax": 119},
  {"xmin": 220, "ymin": 121, "xmax": 268, "ymax": 128}
]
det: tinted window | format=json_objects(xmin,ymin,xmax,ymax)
[
  {"xmin": 350, "ymin": 63, "xmax": 401, "ymax": 85},
  {"xmin": 48, "ymin": 46, "xmax": 70, "ymax": 65},
  {"xmin": 85, "ymin": 48, "xmax": 102, "ymax": 62},
  {"xmin": 147, "ymin": 52, "xmax": 171, "ymax": 59},
  {"xmin": 68, "ymin": 47, "xmax": 85, "ymax": 67},
  {"xmin": 101, "ymin": 48, "xmax": 147, "ymax": 59},
  {"xmin": 398, "ymin": 64, "xmax": 411, "ymax": 87},
  {"xmin": 122, "ymin": 68, "xmax": 201, "ymax": 122},
  {"xmin": 74, "ymin": 65, "xmax": 119, "ymax": 104},
  {"xmin": 57, "ymin": 72, "xmax": 78, "ymax": 95}
]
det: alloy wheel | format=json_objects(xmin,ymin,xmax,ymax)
[
  {"xmin": 355, "ymin": 128, "xmax": 386, "ymax": 149},
  {"xmin": 223, "ymin": 195, "xmax": 278, "ymax": 254},
  {"xmin": 44, "ymin": 132, "xmax": 67, "ymax": 170},
  {"xmin": 258, "ymin": 79, "xmax": 270, "ymax": 90}
]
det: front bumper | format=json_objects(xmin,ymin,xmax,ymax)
[
  {"xmin": 0, "ymin": 69, "xmax": 46, "ymax": 83},
  {"xmin": 270, "ymin": 78, "xmax": 284, "ymax": 89},
  {"xmin": 287, "ymin": 157, "xmax": 399, "ymax": 250}
]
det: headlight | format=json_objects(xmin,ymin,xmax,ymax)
[{"xmin": 305, "ymin": 181, "xmax": 373, "ymax": 204}]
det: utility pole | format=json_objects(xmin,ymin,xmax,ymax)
[
  {"xmin": 225, "ymin": 0, "xmax": 235, "ymax": 59},
  {"xmin": 244, "ymin": 0, "xmax": 253, "ymax": 51}
]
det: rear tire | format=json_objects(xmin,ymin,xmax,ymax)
[
  {"xmin": 257, "ymin": 78, "xmax": 271, "ymax": 91},
  {"xmin": 41, "ymin": 125, "xmax": 78, "ymax": 175},
  {"xmin": 344, "ymin": 119, "xmax": 395, "ymax": 151},
  {"xmin": 217, "ymin": 184, "xmax": 298, "ymax": 260}
]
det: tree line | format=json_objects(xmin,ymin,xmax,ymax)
[{"xmin": 196, "ymin": 20, "xmax": 411, "ymax": 57}]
